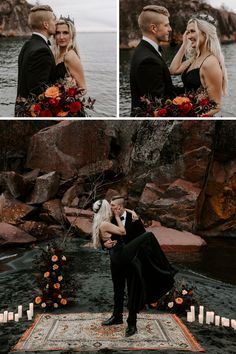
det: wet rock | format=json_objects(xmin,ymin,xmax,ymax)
[
  {"xmin": 66, "ymin": 216, "xmax": 92, "ymax": 237},
  {"xmin": 42, "ymin": 199, "xmax": 67, "ymax": 226},
  {"xmin": 62, "ymin": 184, "xmax": 84, "ymax": 207},
  {"xmin": 19, "ymin": 221, "xmax": 50, "ymax": 240},
  {"xmin": 0, "ymin": 222, "xmax": 36, "ymax": 245},
  {"xmin": 0, "ymin": 171, "xmax": 26, "ymax": 198},
  {"xmin": 27, "ymin": 172, "xmax": 60, "ymax": 204}
]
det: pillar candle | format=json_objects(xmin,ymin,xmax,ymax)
[
  {"xmin": 222, "ymin": 318, "xmax": 230, "ymax": 327},
  {"xmin": 0, "ymin": 314, "xmax": 3, "ymax": 323},
  {"xmin": 199, "ymin": 306, "xmax": 204, "ymax": 316},
  {"xmin": 190, "ymin": 306, "xmax": 195, "ymax": 321},
  {"xmin": 187, "ymin": 312, "xmax": 194, "ymax": 322},
  {"xmin": 3, "ymin": 311, "xmax": 8, "ymax": 323},
  {"xmin": 231, "ymin": 319, "xmax": 236, "ymax": 329},
  {"xmin": 18, "ymin": 305, "xmax": 22, "ymax": 318},
  {"xmin": 198, "ymin": 314, "xmax": 204, "ymax": 324},
  {"xmin": 29, "ymin": 303, "xmax": 34, "ymax": 317},
  {"xmin": 8, "ymin": 312, "xmax": 14, "ymax": 321},
  {"xmin": 27, "ymin": 310, "xmax": 32, "ymax": 321},
  {"xmin": 215, "ymin": 315, "xmax": 220, "ymax": 326},
  {"xmin": 209, "ymin": 311, "xmax": 215, "ymax": 323},
  {"xmin": 206, "ymin": 311, "xmax": 211, "ymax": 324},
  {"xmin": 14, "ymin": 313, "xmax": 19, "ymax": 322}
]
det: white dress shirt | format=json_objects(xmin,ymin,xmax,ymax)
[{"xmin": 142, "ymin": 36, "xmax": 162, "ymax": 56}]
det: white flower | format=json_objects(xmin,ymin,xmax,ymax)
[
  {"xmin": 41, "ymin": 302, "xmax": 46, "ymax": 308},
  {"xmin": 168, "ymin": 302, "xmax": 174, "ymax": 308},
  {"xmin": 182, "ymin": 290, "xmax": 188, "ymax": 295},
  {"xmin": 53, "ymin": 303, "xmax": 59, "ymax": 308},
  {"xmin": 62, "ymin": 256, "xmax": 66, "ymax": 261}
]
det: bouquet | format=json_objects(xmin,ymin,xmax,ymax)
[
  {"xmin": 34, "ymin": 242, "xmax": 76, "ymax": 309},
  {"xmin": 134, "ymin": 88, "xmax": 217, "ymax": 117},
  {"xmin": 15, "ymin": 80, "xmax": 95, "ymax": 117}
]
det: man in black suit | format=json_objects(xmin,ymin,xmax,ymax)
[
  {"xmin": 16, "ymin": 5, "xmax": 56, "ymax": 106},
  {"xmin": 130, "ymin": 5, "xmax": 176, "ymax": 115},
  {"xmin": 102, "ymin": 196, "xmax": 146, "ymax": 337}
]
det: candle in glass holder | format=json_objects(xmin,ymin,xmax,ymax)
[
  {"xmin": 215, "ymin": 315, "xmax": 220, "ymax": 326},
  {"xmin": 18, "ymin": 305, "xmax": 22, "ymax": 318}
]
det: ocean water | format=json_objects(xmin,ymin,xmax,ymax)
[
  {"xmin": 120, "ymin": 43, "xmax": 236, "ymax": 117},
  {"xmin": 0, "ymin": 32, "xmax": 117, "ymax": 117}
]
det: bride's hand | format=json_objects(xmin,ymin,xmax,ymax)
[
  {"xmin": 182, "ymin": 31, "xmax": 189, "ymax": 48},
  {"xmin": 131, "ymin": 210, "xmax": 139, "ymax": 221}
]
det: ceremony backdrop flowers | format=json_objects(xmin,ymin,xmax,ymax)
[
  {"xmin": 16, "ymin": 80, "xmax": 95, "ymax": 117},
  {"xmin": 34, "ymin": 242, "xmax": 76, "ymax": 309},
  {"xmin": 134, "ymin": 88, "xmax": 217, "ymax": 117}
]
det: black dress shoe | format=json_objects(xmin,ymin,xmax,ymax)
[
  {"xmin": 125, "ymin": 325, "xmax": 137, "ymax": 337},
  {"xmin": 102, "ymin": 315, "xmax": 123, "ymax": 326}
]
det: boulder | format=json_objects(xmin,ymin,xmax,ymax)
[
  {"xmin": 27, "ymin": 172, "xmax": 60, "ymax": 204},
  {"xmin": 0, "ymin": 192, "xmax": 36, "ymax": 224},
  {"xmin": 42, "ymin": 199, "xmax": 67, "ymax": 226},
  {"xmin": 66, "ymin": 216, "xmax": 92, "ymax": 237},
  {"xmin": 0, "ymin": 171, "xmax": 26, "ymax": 198},
  {"xmin": 0, "ymin": 222, "xmax": 36, "ymax": 245}
]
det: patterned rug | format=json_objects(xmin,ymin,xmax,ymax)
[{"xmin": 13, "ymin": 312, "xmax": 204, "ymax": 352}]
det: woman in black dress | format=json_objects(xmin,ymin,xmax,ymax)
[
  {"xmin": 52, "ymin": 17, "xmax": 87, "ymax": 94},
  {"xmin": 170, "ymin": 14, "xmax": 228, "ymax": 116},
  {"xmin": 92, "ymin": 199, "xmax": 177, "ymax": 335}
]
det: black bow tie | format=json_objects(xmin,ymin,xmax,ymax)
[
  {"xmin": 120, "ymin": 216, "xmax": 124, "ymax": 221},
  {"xmin": 47, "ymin": 39, "xmax": 51, "ymax": 46}
]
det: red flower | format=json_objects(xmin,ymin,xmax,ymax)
[
  {"xmin": 199, "ymin": 98, "xmax": 209, "ymax": 106},
  {"xmin": 179, "ymin": 102, "xmax": 193, "ymax": 114},
  {"xmin": 39, "ymin": 110, "xmax": 53, "ymax": 117},
  {"xmin": 154, "ymin": 108, "xmax": 168, "ymax": 117},
  {"xmin": 69, "ymin": 101, "xmax": 81, "ymax": 113},
  {"xmin": 67, "ymin": 88, "xmax": 77, "ymax": 96},
  {"xmin": 33, "ymin": 104, "xmax": 41, "ymax": 113},
  {"xmin": 49, "ymin": 98, "xmax": 60, "ymax": 107}
]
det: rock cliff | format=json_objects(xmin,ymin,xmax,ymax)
[
  {"xmin": 120, "ymin": 0, "xmax": 236, "ymax": 47},
  {"xmin": 0, "ymin": 120, "xmax": 235, "ymax": 239},
  {"xmin": 0, "ymin": 0, "xmax": 32, "ymax": 37}
]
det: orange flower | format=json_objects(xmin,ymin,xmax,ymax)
[
  {"xmin": 173, "ymin": 96, "xmax": 191, "ymax": 105},
  {"xmin": 44, "ymin": 271, "xmax": 50, "ymax": 278},
  {"xmin": 53, "ymin": 283, "xmax": 60, "ymax": 289},
  {"xmin": 35, "ymin": 296, "xmax": 42, "ymax": 304},
  {"xmin": 175, "ymin": 297, "xmax": 184, "ymax": 305},
  {"xmin": 60, "ymin": 298, "xmax": 67, "ymax": 305},
  {"xmin": 57, "ymin": 111, "xmax": 69, "ymax": 117},
  {"xmin": 51, "ymin": 255, "xmax": 58, "ymax": 262},
  {"xmin": 58, "ymin": 275, "xmax": 63, "ymax": 282},
  {"xmin": 45, "ymin": 86, "xmax": 60, "ymax": 98}
]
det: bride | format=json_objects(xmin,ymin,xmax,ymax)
[{"xmin": 169, "ymin": 14, "xmax": 228, "ymax": 116}]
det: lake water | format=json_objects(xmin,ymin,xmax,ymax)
[
  {"xmin": 0, "ymin": 32, "xmax": 117, "ymax": 117},
  {"xmin": 120, "ymin": 43, "xmax": 236, "ymax": 117}
]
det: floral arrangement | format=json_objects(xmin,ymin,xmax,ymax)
[
  {"xmin": 134, "ymin": 88, "xmax": 217, "ymax": 117},
  {"xmin": 157, "ymin": 279, "xmax": 198, "ymax": 314},
  {"xmin": 34, "ymin": 242, "xmax": 76, "ymax": 309},
  {"xmin": 15, "ymin": 80, "xmax": 95, "ymax": 117}
]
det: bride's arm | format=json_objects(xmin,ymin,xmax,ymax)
[
  {"xmin": 100, "ymin": 217, "xmax": 126, "ymax": 239},
  {"xmin": 64, "ymin": 50, "xmax": 87, "ymax": 94},
  {"xmin": 126, "ymin": 208, "xmax": 139, "ymax": 221},
  {"xmin": 169, "ymin": 31, "xmax": 192, "ymax": 75}
]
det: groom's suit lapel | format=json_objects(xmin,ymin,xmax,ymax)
[{"xmin": 140, "ymin": 40, "xmax": 165, "ymax": 61}]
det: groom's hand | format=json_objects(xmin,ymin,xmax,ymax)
[{"xmin": 104, "ymin": 239, "xmax": 117, "ymax": 249}]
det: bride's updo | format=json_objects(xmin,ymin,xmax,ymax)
[{"xmin": 92, "ymin": 199, "xmax": 112, "ymax": 249}]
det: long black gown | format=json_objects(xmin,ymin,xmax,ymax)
[
  {"xmin": 109, "ymin": 232, "xmax": 177, "ymax": 313},
  {"xmin": 182, "ymin": 67, "xmax": 202, "ymax": 92}
]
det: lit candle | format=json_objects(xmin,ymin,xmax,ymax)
[
  {"xmin": 14, "ymin": 313, "xmax": 19, "ymax": 322},
  {"xmin": 18, "ymin": 305, "xmax": 22, "ymax": 318},
  {"xmin": 8, "ymin": 312, "xmax": 14, "ymax": 321},
  {"xmin": 0, "ymin": 314, "xmax": 3, "ymax": 323},
  {"xmin": 199, "ymin": 306, "xmax": 204, "ymax": 316},
  {"xmin": 187, "ymin": 312, "xmax": 194, "ymax": 322},
  {"xmin": 3, "ymin": 311, "xmax": 8, "ymax": 323},
  {"xmin": 215, "ymin": 315, "xmax": 220, "ymax": 326},
  {"xmin": 198, "ymin": 314, "xmax": 204, "ymax": 324},
  {"xmin": 209, "ymin": 311, "xmax": 215, "ymax": 323},
  {"xmin": 231, "ymin": 319, "xmax": 236, "ymax": 329},
  {"xmin": 222, "ymin": 318, "xmax": 230, "ymax": 327},
  {"xmin": 27, "ymin": 310, "xmax": 32, "ymax": 321},
  {"xmin": 206, "ymin": 311, "xmax": 211, "ymax": 324},
  {"xmin": 29, "ymin": 303, "xmax": 34, "ymax": 317},
  {"xmin": 190, "ymin": 306, "xmax": 195, "ymax": 321}
]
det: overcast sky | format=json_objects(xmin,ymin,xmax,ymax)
[
  {"xmin": 28, "ymin": 0, "xmax": 116, "ymax": 32},
  {"xmin": 208, "ymin": 0, "xmax": 236, "ymax": 12}
]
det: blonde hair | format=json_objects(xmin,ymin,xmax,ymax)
[
  {"xmin": 92, "ymin": 199, "xmax": 112, "ymax": 249},
  {"xmin": 28, "ymin": 5, "xmax": 54, "ymax": 31},
  {"xmin": 138, "ymin": 5, "xmax": 169, "ymax": 33},
  {"xmin": 52, "ymin": 19, "xmax": 80, "ymax": 62},
  {"xmin": 186, "ymin": 18, "xmax": 228, "ymax": 95}
]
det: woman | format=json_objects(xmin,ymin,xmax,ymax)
[
  {"xmin": 169, "ymin": 14, "xmax": 228, "ymax": 116},
  {"xmin": 92, "ymin": 199, "xmax": 177, "ymax": 323},
  {"xmin": 52, "ymin": 17, "xmax": 87, "ymax": 94}
]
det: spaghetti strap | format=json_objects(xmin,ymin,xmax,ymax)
[{"xmin": 200, "ymin": 54, "xmax": 212, "ymax": 68}]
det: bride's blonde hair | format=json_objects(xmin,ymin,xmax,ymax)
[
  {"xmin": 92, "ymin": 199, "xmax": 112, "ymax": 249},
  {"xmin": 185, "ymin": 18, "xmax": 228, "ymax": 95}
]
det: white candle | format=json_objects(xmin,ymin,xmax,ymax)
[
  {"xmin": 8, "ymin": 312, "xmax": 14, "ymax": 321},
  {"xmin": 27, "ymin": 310, "xmax": 32, "ymax": 320},
  {"xmin": 215, "ymin": 315, "xmax": 220, "ymax": 326},
  {"xmin": 222, "ymin": 318, "xmax": 230, "ymax": 327},
  {"xmin": 190, "ymin": 306, "xmax": 195, "ymax": 321},
  {"xmin": 209, "ymin": 311, "xmax": 215, "ymax": 323},
  {"xmin": 3, "ymin": 311, "xmax": 8, "ymax": 323},
  {"xmin": 18, "ymin": 305, "xmax": 22, "ymax": 318},
  {"xmin": 29, "ymin": 303, "xmax": 34, "ymax": 317},
  {"xmin": 0, "ymin": 314, "xmax": 3, "ymax": 323},
  {"xmin": 231, "ymin": 319, "xmax": 236, "ymax": 329},
  {"xmin": 198, "ymin": 314, "xmax": 204, "ymax": 324},
  {"xmin": 206, "ymin": 311, "xmax": 211, "ymax": 324},
  {"xmin": 187, "ymin": 312, "xmax": 194, "ymax": 322},
  {"xmin": 14, "ymin": 313, "xmax": 19, "ymax": 322},
  {"xmin": 199, "ymin": 305, "xmax": 204, "ymax": 316}
]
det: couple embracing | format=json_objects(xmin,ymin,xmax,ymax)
[
  {"xmin": 15, "ymin": 5, "xmax": 86, "ymax": 116},
  {"xmin": 130, "ymin": 5, "xmax": 228, "ymax": 117},
  {"xmin": 92, "ymin": 196, "xmax": 177, "ymax": 337}
]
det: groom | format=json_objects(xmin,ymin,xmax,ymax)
[
  {"xmin": 130, "ymin": 5, "xmax": 176, "ymax": 115},
  {"xmin": 102, "ymin": 196, "xmax": 146, "ymax": 337},
  {"xmin": 16, "ymin": 5, "xmax": 56, "ymax": 103}
]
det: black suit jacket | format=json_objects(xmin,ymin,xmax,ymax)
[
  {"xmin": 17, "ymin": 34, "xmax": 56, "ymax": 98},
  {"xmin": 130, "ymin": 40, "xmax": 175, "ymax": 113},
  {"xmin": 112, "ymin": 211, "xmax": 146, "ymax": 244}
]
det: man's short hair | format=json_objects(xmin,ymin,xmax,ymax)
[
  {"xmin": 110, "ymin": 196, "xmax": 125, "ymax": 205},
  {"xmin": 138, "ymin": 5, "xmax": 170, "ymax": 33},
  {"xmin": 28, "ymin": 5, "xmax": 54, "ymax": 31}
]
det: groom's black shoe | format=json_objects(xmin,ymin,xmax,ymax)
[
  {"xmin": 102, "ymin": 315, "xmax": 123, "ymax": 326},
  {"xmin": 125, "ymin": 325, "xmax": 137, "ymax": 337}
]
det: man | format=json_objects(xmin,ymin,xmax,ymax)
[
  {"xmin": 16, "ymin": 5, "xmax": 56, "ymax": 102},
  {"xmin": 102, "ymin": 196, "xmax": 146, "ymax": 337},
  {"xmin": 130, "ymin": 5, "xmax": 176, "ymax": 114}
]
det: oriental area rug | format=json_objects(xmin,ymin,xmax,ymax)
[{"xmin": 13, "ymin": 312, "xmax": 204, "ymax": 352}]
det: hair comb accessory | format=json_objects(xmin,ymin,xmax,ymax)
[
  {"xmin": 191, "ymin": 13, "xmax": 217, "ymax": 26},
  {"xmin": 93, "ymin": 200, "xmax": 103, "ymax": 213},
  {"xmin": 59, "ymin": 15, "xmax": 75, "ymax": 25}
]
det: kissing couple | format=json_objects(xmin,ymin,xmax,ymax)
[
  {"xmin": 15, "ymin": 4, "xmax": 87, "ymax": 116},
  {"xmin": 92, "ymin": 196, "xmax": 177, "ymax": 337}
]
